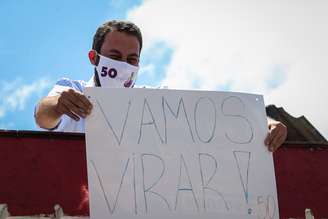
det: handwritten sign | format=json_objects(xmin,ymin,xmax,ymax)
[{"xmin": 85, "ymin": 88, "xmax": 279, "ymax": 219}]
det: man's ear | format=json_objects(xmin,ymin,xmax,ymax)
[{"xmin": 88, "ymin": 50, "xmax": 98, "ymax": 65}]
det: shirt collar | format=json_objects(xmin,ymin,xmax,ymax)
[{"xmin": 86, "ymin": 76, "xmax": 95, "ymax": 87}]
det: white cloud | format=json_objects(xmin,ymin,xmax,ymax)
[
  {"xmin": 0, "ymin": 78, "xmax": 51, "ymax": 119},
  {"xmin": 128, "ymin": 0, "xmax": 328, "ymax": 138},
  {"xmin": 0, "ymin": 109, "xmax": 4, "ymax": 118},
  {"xmin": 139, "ymin": 63, "xmax": 156, "ymax": 78}
]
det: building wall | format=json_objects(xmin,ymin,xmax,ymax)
[{"xmin": 0, "ymin": 131, "xmax": 327, "ymax": 218}]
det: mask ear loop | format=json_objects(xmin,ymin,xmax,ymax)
[
  {"xmin": 89, "ymin": 50, "xmax": 101, "ymax": 86},
  {"xmin": 94, "ymin": 68, "xmax": 101, "ymax": 87}
]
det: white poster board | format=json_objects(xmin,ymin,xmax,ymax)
[{"xmin": 85, "ymin": 88, "xmax": 279, "ymax": 219}]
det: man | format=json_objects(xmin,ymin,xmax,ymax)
[
  {"xmin": 34, "ymin": 20, "xmax": 287, "ymax": 152},
  {"xmin": 35, "ymin": 20, "xmax": 141, "ymax": 132}
]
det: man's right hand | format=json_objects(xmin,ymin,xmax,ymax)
[{"xmin": 55, "ymin": 89, "xmax": 93, "ymax": 121}]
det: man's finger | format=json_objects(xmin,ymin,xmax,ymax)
[
  {"xmin": 61, "ymin": 98, "xmax": 87, "ymax": 118},
  {"xmin": 264, "ymin": 133, "xmax": 271, "ymax": 146},
  {"xmin": 268, "ymin": 128, "xmax": 286, "ymax": 151},
  {"xmin": 74, "ymin": 94, "xmax": 93, "ymax": 114},
  {"xmin": 269, "ymin": 134, "xmax": 285, "ymax": 152},
  {"xmin": 61, "ymin": 104, "xmax": 80, "ymax": 121},
  {"xmin": 67, "ymin": 91, "xmax": 92, "ymax": 114},
  {"xmin": 73, "ymin": 92, "xmax": 93, "ymax": 110},
  {"xmin": 65, "ymin": 111, "xmax": 80, "ymax": 121},
  {"xmin": 267, "ymin": 127, "xmax": 280, "ymax": 147},
  {"xmin": 264, "ymin": 130, "xmax": 275, "ymax": 147}
]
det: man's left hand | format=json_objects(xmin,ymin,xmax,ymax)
[{"xmin": 264, "ymin": 120, "xmax": 287, "ymax": 152}]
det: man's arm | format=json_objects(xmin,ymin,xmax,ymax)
[
  {"xmin": 264, "ymin": 117, "xmax": 288, "ymax": 152},
  {"xmin": 35, "ymin": 89, "xmax": 93, "ymax": 130}
]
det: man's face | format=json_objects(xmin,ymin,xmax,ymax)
[{"xmin": 100, "ymin": 30, "xmax": 140, "ymax": 66}]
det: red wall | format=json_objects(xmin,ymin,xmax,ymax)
[
  {"xmin": 0, "ymin": 131, "xmax": 327, "ymax": 218},
  {"xmin": 273, "ymin": 147, "xmax": 328, "ymax": 218},
  {"xmin": 0, "ymin": 132, "xmax": 89, "ymax": 216}
]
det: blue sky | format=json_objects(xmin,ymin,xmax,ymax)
[
  {"xmin": 0, "ymin": 0, "xmax": 327, "ymax": 138},
  {"xmin": 0, "ymin": 0, "xmax": 170, "ymax": 130}
]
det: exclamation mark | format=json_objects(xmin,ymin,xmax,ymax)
[{"xmin": 233, "ymin": 151, "xmax": 252, "ymax": 214}]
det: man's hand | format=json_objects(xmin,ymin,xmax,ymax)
[
  {"xmin": 35, "ymin": 89, "xmax": 93, "ymax": 130},
  {"xmin": 55, "ymin": 89, "xmax": 93, "ymax": 121},
  {"xmin": 264, "ymin": 120, "xmax": 287, "ymax": 152}
]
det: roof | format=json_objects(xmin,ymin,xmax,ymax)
[{"xmin": 266, "ymin": 104, "xmax": 327, "ymax": 144}]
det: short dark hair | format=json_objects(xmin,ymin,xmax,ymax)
[{"xmin": 92, "ymin": 20, "xmax": 143, "ymax": 54}]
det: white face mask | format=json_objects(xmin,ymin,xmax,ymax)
[{"xmin": 95, "ymin": 54, "xmax": 139, "ymax": 88}]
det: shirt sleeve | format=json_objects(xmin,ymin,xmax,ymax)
[{"xmin": 47, "ymin": 78, "xmax": 76, "ymax": 97}]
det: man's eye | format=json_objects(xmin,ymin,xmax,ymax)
[
  {"xmin": 109, "ymin": 55, "xmax": 122, "ymax": 61},
  {"xmin": 128, "ymin": 58, "xmax": 139, "ymax": 66}
]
